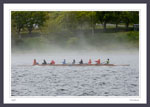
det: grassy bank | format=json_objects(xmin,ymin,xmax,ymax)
[{"xmin": 11, "ymin": 29, "xmax": 139, "ymax": 52}]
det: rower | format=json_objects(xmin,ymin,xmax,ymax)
[
  {"xmin": 88, "ymin": 59, "xmax": 92, "ymax": 64},
  {"xmin": 62, "ymin": 59, "xmax": 66, "ymax": 64},
  {"xmin": 42, "ymin": 59, "xmax": 47, "ymax": 65},
  {"xmin": 72, "ymin": 59, "xmax": 76, "ymax": 64},
  {"xmin": 106, "ymin": 58, "xmax": 110, "ymax": 64},
  {"xmin": 50, "ymin": 60, "xmax": 55, "ymax": 65},
  {"xmin": 33, "ymin": 59, "xmax": 39, "ymax": 65},
  {"xmin": 79, "ymin": 59, "xmax": 83, "ymax": 64},
  {"xmin": 95, "ymin": 59, "xmax": 100, "ymax": 64}
]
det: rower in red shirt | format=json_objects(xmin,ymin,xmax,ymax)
[
  {"xmin": 50, "ymin": 60, "xmax": 55, "ymax": 65},
  {"xmin": 33, "ymin": 59, "xmax": 39, "ymax": 65},
  {"xmin": 33, "ymin": 59, "xmax": 37, "ymax": 65},
  {"xmin": 88, "ymin": 59, "xmax": 92, "ymax": 64},
  {"xmin": 95, "ymin": 59, "xmax": 100, "ymax": 64}
]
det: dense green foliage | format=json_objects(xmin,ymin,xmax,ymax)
[
  {"xmin": 12, "ymin": 11, "xmax": 48, "ymax": 35},
  {"xmin": 11, "ymin": 11, "xmax": 139, "ymax": 51}
]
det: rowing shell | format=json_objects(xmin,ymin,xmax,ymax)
[{"xmin": 33, "ymin": 64, "xmax": 130, "ymax": 66}]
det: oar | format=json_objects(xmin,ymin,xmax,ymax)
[{"xmin": 99, "ymin": 61, "xmax": 107, "ymax": 64}]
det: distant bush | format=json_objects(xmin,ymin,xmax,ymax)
[
  {"xmin": 13, "ymin": 38, "xmax": 24, "ymax": 49},
  {"xmin": 127, "ymin": 31, "xmax": 139, "ymax": 41},
  {"xmin": 21, "ymin": 37, "xmax": 49, "ymax": 50},
  {"xmin": 66, "ymin": 37, "xmax": 79, "ymax": 48}
]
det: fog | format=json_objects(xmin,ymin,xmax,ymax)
[{"xmin": 12, "ymin": 29, "xmax": 139, "ymax": 54}]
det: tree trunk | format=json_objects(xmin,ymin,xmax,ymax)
[
  {"xmin": 126, "ymin": 19, "xmax": 129, "ymax": 31},
  {"xmin": 115, "ymin": 23, "xmax": 118, "ymax": 32},
  {"xmin": 92, "ymin": 25, "xmax": 95, "ymax": 36},
  {"xmin": 126, "ymin": 22, "xmax": 129, "ymax": 31},
  {"xmin": 17, "ymin": 28, "xmax": 22, "ymax": 39},
  {"xmin": 28, "ymin": 27, "xmax": 33, "ymax": 34},
  {"xmin": 80, "ymin": 23, "xmax": 83, "ymax": 32},
  {"xmin": 103, "ymin": 22, "xmax": 107, "ymax": 32},
  {"xmin": 29, "ymin": 30, "xmax": 32, "ymax": 34}
]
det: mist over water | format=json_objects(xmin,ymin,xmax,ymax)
[{"xmin": 11, "ymin": 50, "xmax": 139, "ymax": 96}]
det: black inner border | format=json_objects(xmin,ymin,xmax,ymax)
[{"xmin": 0, "ymin": 0, "xmax": 149, "ymax": 106}]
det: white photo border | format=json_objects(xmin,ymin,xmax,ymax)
[{"xmin": 4, "ymin": 3, "xmax": 147, "ymax": 104}]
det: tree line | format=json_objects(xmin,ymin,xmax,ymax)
[{"xmin": 11, "ymin": 11, "xmax": 139, "ymax": 39}]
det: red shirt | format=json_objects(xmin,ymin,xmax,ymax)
[
  {"xmin": 88, "ymin": 59, "xmax": 92, "ymax": 64},
  {"xmin": 33, "ymin": 59, "xmax": 36, "ymax": 65},
  {"xmin": 51, "ymin": 60, "xmax": 55, "ymax": 64},
  {"xmin": 95, "ymin": 59, "xmax": 100, "ymax": 64}
]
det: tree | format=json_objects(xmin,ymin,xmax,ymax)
[
  {"xmin": 11, "ymin": 11, "xmax": 48, "ymax": 36},
  {"xmin": 112, "ymin": 11, "xmax": 122, "ymax": 31},
  {"xmin": 75, "ymin": 11, "xmax": 91, "ymax": 30},
  {"xmin": 62, "ymin": 11, "xmax": 78, "ymax": 31},
  {"xmin": 86, "ymin": 11, "xmax": 97, "ymax": 36},
  {"xmin": 11, "ymin": 11, "xmax": 27, "ymax": 38},
  {"xmin": 96, "ymin": 11, "xmax": 113, "ymax": 31},
  {"xmin": 121, "ymin": 12, "xmax": 134, "ymax": 30},
  {"xmin": 25, "ymin": 11, "xmax": 48, "ymax": 34},
  {"xmin": 131, "ymin": 11, "xmax": 139, "ymax": 24}
]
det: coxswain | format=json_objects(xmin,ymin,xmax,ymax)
[
  {"xmin": 106, "ymin": 58, "xmax": 110, "ymax": 64},
  {"xmin": 88, "ymin": 59, "xmax": 92, "ymax": 64},
  {"xmin": 79, "ymin": 59, "xmax": 83, "ymax": 64},
  {"xmin": 42, "ymin": 59, "xmax": 47, "ymax": 65},
  {"xmin": 62, "ymin": 59, "xmax": 66, "ymax": 64},
  {"xmin": 72, "ymin": 59, "xmax": 76, "ymax": 64},
  {"xmin": 50, "ymin": 60, "xmax": 55, "ymax": 65},
  {"xmin": 95, "ymin": 59, "xmax": 100, "ymax": 64}
]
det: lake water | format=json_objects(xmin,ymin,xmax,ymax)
[{"xmin": 11, "ymin": 51, "xmax": 139, "ymax": 96}]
